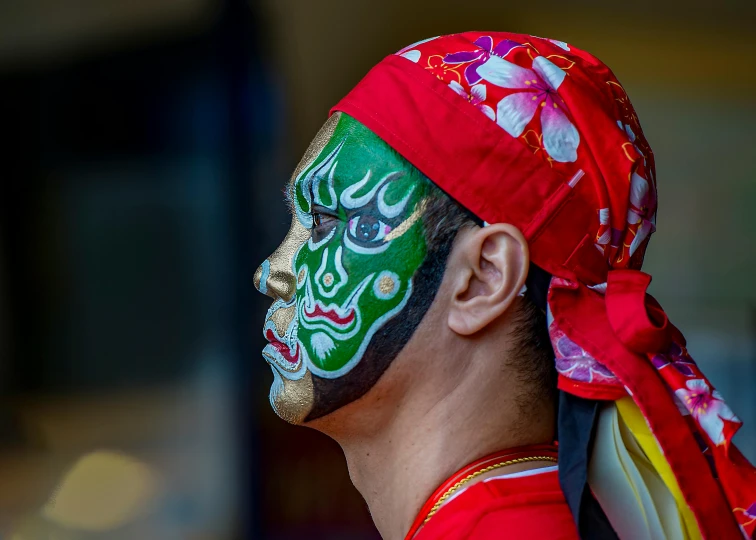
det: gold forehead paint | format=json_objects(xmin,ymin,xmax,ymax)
[
  {"xmin": 291, "ymin": 112, "xmax": 341, "ymax": 185},
  {"xmin": 257, "ymin": 114, "xmax": 340, "ymax": 301},
  {"xmin": 271, "ymin": 370, "xmax": 314, "ymax": 424},
  {"xmin": 258, "ymin": 115, "xmax": 344, "ymax": 425}
]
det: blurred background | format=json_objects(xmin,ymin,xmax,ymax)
[{"xmin": 0, "ymin": 0, "xmax": 754, "ymax": 538}]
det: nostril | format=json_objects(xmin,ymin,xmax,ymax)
[
  {"xmin": 255, "ymin": 260, "xmax": 270, "ymax": 294},
  {"xmin": 267, "ymin": 268, "xmax": 296, "ymax": 301}
]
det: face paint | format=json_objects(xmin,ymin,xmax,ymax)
[{"xmin": 256, "ymin": 113, "xmax": 435, "ymax": 423}]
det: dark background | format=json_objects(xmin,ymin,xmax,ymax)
[{"xmin": 0, "ymin": 0, "xmax": 754, "ymax": 538}]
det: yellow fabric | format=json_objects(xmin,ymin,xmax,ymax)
[
  {"xmin": 590, "ymin": 402, "xmax": 670, "ymax": 539},
  {"xmin": 589, "ymin": 400, "xmax": 704, "ymax": 540},
  {"xmin": 616, "ymin": 397, "xmax": 702, "ymax": 540}
]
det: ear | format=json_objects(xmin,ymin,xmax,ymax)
[{"xmin": 447, "ymin": 223, "xmax": 529, "ymax": 336}]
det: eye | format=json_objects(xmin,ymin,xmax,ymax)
[
  {"xmin": 312, "ymin": 212, "xmax": 337, "ymax": 229},
  {"xmin": 348, "ymin": 214, "xmax": 391, "ymax": 243},
  {"xmin": 311, "ymin": 210, "xmax": 339, "ymax": 245}
]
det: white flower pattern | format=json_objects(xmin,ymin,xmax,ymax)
[
  {"xmin": 674, "ymin": 379, "xmax": 739, "ymax": 445},
  {"xmin": 448, "ymin": 81, "xmax": 495, "ymax": 120},
  {"xmin": 477, "ymin": 55, "xmax": 580, "ymax": 162}
]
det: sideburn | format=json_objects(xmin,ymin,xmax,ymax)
[{"xmin": 304, "ymin": 227, "xmax": 457, "ymax": 421}]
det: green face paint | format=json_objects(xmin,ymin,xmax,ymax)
[
  {"xmin": 291, "ymin": 116, "xmax": 428, "ymax": 378},
  {"xmin": 257, "ymin": 112, "xmax": 441, "ymax": 423}
]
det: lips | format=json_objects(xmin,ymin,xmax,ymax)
[
  {"xmin": 303, "ymin": 303, "xmax": 356, "ymax": 326},
  {"xmin": 265, "ymin": 329, "xmax": 300, "ymax": 364}
]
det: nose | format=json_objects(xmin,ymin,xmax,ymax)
[
  {"xmin": 254, "ymin": 253, "xmax": 298, "ymax": 301},
  {"xmin": 255, "ymin": 218, "xmax": 310, "ymax": 302}
]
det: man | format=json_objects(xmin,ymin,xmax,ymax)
[{"xmin": 255, "ymin": 32, "xmax": 756, "ymax": 539}]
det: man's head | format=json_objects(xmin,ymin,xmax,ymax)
[
  {"xmin": 253, "ymin": 32, "xmax": 756, "ymax": 539},
  {"xmin": 255, "ymin": 111, "xmax": 556, "ymax": 425}
]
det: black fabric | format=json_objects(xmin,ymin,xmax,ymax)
[
  {"xmin": 524, "ymin": 263, "xmax": 552, "ymax": 313},
  {"xmin": 557, "ymin": 391, "xmax": 619, "ymax": 540}
]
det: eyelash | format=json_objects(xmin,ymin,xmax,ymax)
[{"xmin": 312, "ymin": 211, "xmax": 337, "ymax": 228}]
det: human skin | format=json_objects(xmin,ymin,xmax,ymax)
[
  {"xmin": 254, "ymin": 112, "xmax": 435, "ymax": 424},
  {"xmin": 255, "ymin": 113, "xmax": 556, "ymax": 539}
]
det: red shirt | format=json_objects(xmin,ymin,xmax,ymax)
[{"xmin": 414, "ymin": 467, "xmax": 579, "ymax": 539}]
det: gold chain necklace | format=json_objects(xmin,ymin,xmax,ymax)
[{"xmin": 422, "ymin": 455, "xmax": 558, "ymax": 525}]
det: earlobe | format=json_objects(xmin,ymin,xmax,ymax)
[{"xmin": 447, "ymin": 224, "xmax": 529, "ymax": 336}]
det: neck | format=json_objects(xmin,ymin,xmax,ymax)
[{"xmin": 311, "ymin": 331, "xmax": 555, "ymax": 540}]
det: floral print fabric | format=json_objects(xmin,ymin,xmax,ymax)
[
  {"xmin": 396, "ymin": 33, "xmax": 657, "ymax": 270},
  {"xmin": 387, "ymin": 32, "xmax": 754, "ymax": 537}
]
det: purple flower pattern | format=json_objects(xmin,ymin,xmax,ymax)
[
  {"xmin": 651, "ymin": 342, "xmax": 697, "ymax": 377},
  {"xmin": 550, "ymin": 323, "xmax": 618, "ymax": 384},
  {"xmin": 745, "ymin": 502, "xmax": 756, "ymax": 519},
  {"xmin": 443, "ymin": 36, "xmax": 522, "ymax": 85}
]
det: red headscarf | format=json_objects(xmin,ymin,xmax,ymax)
[{"xmin": 331, "ymin": 32, "xmax": 756, "ymax": 538}]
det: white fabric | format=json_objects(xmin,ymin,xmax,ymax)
[
  {"xmin": 447, "ymin": 465, "xmax": 559, "ymax": 505},
  {"xmin": 589, "ymin": 403, "xmax": 686, "ymax": 540}
]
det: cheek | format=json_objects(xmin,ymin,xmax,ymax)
[
  {"xmin": 294, "ymin": 242, "xmax": 321, "ymax": 292},
  {"xmin": 342, "ymin": 239, "xmax": 425, "ymax": 284},
  {"xmin": 343, "ymin": 249, "xmax": 419, "ymax": 317},
  {"xmin": 372, "ymin": 271, "xmax": 401, "ymax": 301},
  {"xmin": 296, "ymin": 264, "xmax": 308, "ymax": 290}
]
